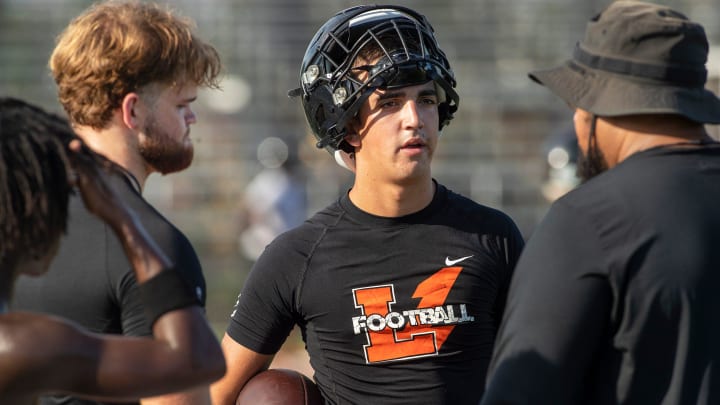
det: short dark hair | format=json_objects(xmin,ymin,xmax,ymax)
[{"xmin": 0, "ymin": 98, "xmax": 76, "ymax": 262}]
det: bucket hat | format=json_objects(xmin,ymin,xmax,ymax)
[{"xmin": 529, "ymin": 0, "xmax": 720, "ymax": 124}]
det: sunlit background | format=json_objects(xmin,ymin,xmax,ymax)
[{"xmin": 2, "ymin": 0, "xmax": 719, "ymax": 369}]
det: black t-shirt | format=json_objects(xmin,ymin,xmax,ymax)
[
  {"xmin": 11, "ymin": 172, "xmax": 206, "ymax": 405},
  {"xmin": 483, "ymin": 146, "xmax": 720, "ymax": 405},
  {"xmin": 227, "ymin": 182, "xmax": 524, "ymax": 405}
]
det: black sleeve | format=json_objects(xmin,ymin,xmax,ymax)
[
  {"xmin": 117, "ymin": 271, "xmax": 151, "ymax": 337},
  {"xmin": 226, "ymin": 234, "xmax": 301, "ymax": 354},
  {"xmin": 108, "ymin": 179, "xmax": 207, "ymax": 337},
  {"xmin": 482, "ymin": 201, "xmax": 612, "ymax": 405}
]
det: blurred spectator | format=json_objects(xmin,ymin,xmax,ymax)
[{"xmin": 238, "ymin": 136, "xmax": 308, "ymax": 261}]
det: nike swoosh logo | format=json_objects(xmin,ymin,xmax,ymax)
[{"xmin": 445, "ymin": 255, "xmax": 473, "ymax": 266}]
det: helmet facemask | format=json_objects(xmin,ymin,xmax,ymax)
[{"xmin": 292, "ymin": 6, "xmax": 459, "ymax": 168}]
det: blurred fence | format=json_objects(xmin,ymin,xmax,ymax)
[{"xmin": 2, "ymin": 0, "xmax": 719, "ymax": 329}]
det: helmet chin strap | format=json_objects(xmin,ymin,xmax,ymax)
[
  {"xmin": 334, "ymin": 150, "xmax": 356, "ymax": 172},
  {"xmin": 588, "ymin": 113, "xmax": 598, "ymax": 152},
  {"xmin": 316, "ymin": 84, "xmax": 379, "ymax": 151}
]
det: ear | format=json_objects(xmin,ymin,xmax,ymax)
[
  {"xmin": 572, "ymin": 108, "xmax": 592, "ymax": 153},
  {"xmin": 120, "ymin": 92, "xmax": 142, "ymax": 130},
  {"xmin": 344, "ymin": 131, "xmax": 361, "ymax": 148},
  {"xmin": 344, "ymin": 118, "xmax": 362, "ymax": 148}
]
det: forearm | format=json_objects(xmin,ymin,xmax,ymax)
[{"xmin": 210, "ymin": 334, "xmax": 273, "ymax": 405}]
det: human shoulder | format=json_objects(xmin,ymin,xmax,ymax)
[
  {"xmin": 262, "ymin": 200, "xmax": 341, "ymax": 253},
  {"xmin": 530, "ymin": 177, "xmax": 630, "ymax": 268},
  {"xmin": 550, "ymin": 166, "xmax": 633, "ymax": 225},
  {"xmin": 569, "ymin": 145, "xmax": 689, "ymax": 202},
  {"xmin": 60, "ymin": 172, "xmax": 135, "ymax": 246},
  {"xmin": 106, "ymin": 172, "xmax": 204, "ymax": 289},
  {"xmin": 439, "ymin": 183, "xmax": 521, "ymax": 234},
  {"xmin": 249, "ymin": 199, "xmax": 343, "ymax": 281}
]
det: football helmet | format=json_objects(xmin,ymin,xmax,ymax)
[{"xmin": 289, "ymin": 5, "xmax": 459, "ymax": 167}]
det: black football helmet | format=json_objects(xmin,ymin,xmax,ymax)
[{"xmin": 289, "ymin": 5, "xmax": 459, "ymax": 166}]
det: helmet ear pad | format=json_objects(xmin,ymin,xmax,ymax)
[
  {"xmin": 303, "ymin": 84, "xmax": 346, "ymax": 151},
  {"xmin": 438, "ymin": 101, "xmax": 453, "ymax": 130}
]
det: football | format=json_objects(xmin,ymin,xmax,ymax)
[{"xmin": 236, "ymin": 368, "xmax": 323, "ymax": 405}]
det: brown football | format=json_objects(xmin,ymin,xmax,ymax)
[{"xmin": 235, "ymin": 368, "xmax": 323, "ymax": 405}]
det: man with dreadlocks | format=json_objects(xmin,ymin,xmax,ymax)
[
  {"xmin": 211, "ymin": 6, "xmax": 524, "ymax": 405},
  {"xmin": 0, "ymin": 97, "xmax": 224, "ymax": 403}
]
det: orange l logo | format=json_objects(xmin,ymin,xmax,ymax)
[{"xmin": 352, "ymin": 266, "xmax": 464, "ymax": 363}]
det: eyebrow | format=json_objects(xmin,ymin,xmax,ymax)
[{"xmin": 376, "ymin": 88, "xmax": 437, "ymax": 101}]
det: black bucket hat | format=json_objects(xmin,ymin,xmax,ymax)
[{"xmin": 529, "ymin": 0, "xmax": 720, "ymax": 124}]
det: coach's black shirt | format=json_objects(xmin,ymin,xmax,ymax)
[{"xmin": 483, "ymin": 145, "xmax": 720, "ymax": 404}]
